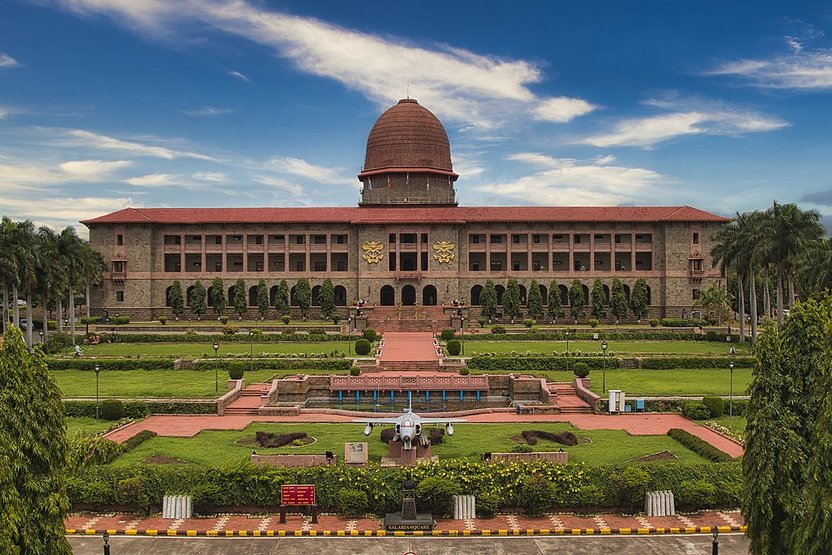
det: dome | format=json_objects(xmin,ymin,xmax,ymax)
[{"xmin": 359, "ymin": 99, "xmax": 456, "ymax": 178}]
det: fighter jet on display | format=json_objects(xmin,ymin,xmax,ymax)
[{"xmin": 354, "ymin": 405, "xmax": 466, "ymax": 450}]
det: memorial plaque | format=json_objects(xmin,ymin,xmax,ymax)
[{"xmin": 344, "ymin": 442, "xmax": 369, "ymax": 465}]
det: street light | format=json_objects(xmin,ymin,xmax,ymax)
[
  {"xmin": 94, "ymin": 363, "xmax": 101, "ymax": 421},
  {"xmin": 728, "ymin": 359, "xmax": 735, "ymax": 417},
  {"xmin": 565, "ymin": 329, "xmax": 570, "ymax": 374},
  {"xmin": 601, "ymin": 340, "xmax": 608, "ymax": 393},
  {"xmin": 213, "ymin": 342, "xmax": 220, "ymax": 393},
  {"xmin": 347, "ymin": 316, "xmax": 353, "ymax": 356},
  {"xmin": 248, "ymin": 329, "xmax": 254, "ymax": 373},
  {"xmin": 461, "ymin": 316, "xmax": 465, "ymax": 355}
]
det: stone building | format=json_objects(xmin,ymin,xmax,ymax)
[{"xmin": 83, "ymin": 99, "xmax": 725, "ymax": 322}]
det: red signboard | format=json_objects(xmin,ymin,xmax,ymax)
[{"xmin": 281, "ymin": 484, "xmax": 316, "ymax": 506}]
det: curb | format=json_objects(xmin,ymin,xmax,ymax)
[{"xmin": 67, "ymin": 525, "xmax": 746, "ymax": 537}]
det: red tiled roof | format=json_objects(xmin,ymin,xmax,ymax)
[{"xmin": 82, "ymin": 205, "xmax": 727, "ymax": 226}]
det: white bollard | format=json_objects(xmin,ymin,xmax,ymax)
[
  {"xmin": 453, "ymin": 495, "xmax": 476, "ymax": 520},
  {"xmin": 162, "ymin": 495, "xmax": 193, "ymax": 519},
  {"xmin": 645, "ymin": 490, "xmax": 675, "ymax": 516}
]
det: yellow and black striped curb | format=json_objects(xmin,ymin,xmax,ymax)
[{"xmin": 67, "ymin": 525, "xmax": 746, "ymax": 537}]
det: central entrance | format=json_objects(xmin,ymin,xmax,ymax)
[
  {"xmin": 402, "ymin": 285, "xmax": 416, "ymax": 306},
  {"xmin": 380, "ymin": 285, "xmax": 395, "ymax": 306},
  {"xmin": 422, "ymin": 285, "xmax": 437, "ymax": 306}
]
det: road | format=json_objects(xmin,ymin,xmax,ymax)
[{"xmin": 69, "ymin": 533, "xmax": 749, "ymax": 554}]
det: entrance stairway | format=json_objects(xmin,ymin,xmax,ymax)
[
  {"xmin": 367, "ymin": 305, "xmax": 447, "ymax": 332},
  {"xmin": 224, "ymin": 383, "xmax": 270, "ymax": 415},
  {"xmin": 549, "ymin": 382, "xmax": 594, "ymax": 414}
]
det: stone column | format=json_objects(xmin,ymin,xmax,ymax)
[{"xmin": 200, "ymin": 232, "xmax": 206, "ymax": 275}]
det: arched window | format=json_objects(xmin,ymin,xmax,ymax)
[
  {"xmin": 558, "ymin": 284, "xmax": 569, "ymax": 305},
  {"xmin": 538, "ymin": 284, "xmax": 548, "ymax": 305},
  {"xmin": 165, "ymin": 286, "xmax": 173, "ymax": 307},
  {"xmin": 227, "ymin": 286, "xmax": 235, "ymax": 305},
  {"xmin": 402, "ymin": 285, "xmax": 416, "ymax": 306},
  {"xmin": 495, "ymin": 285, "xmax": 505, "ymax": 305},
  {"xmin": 470, "ymin": 284, "xmax": 483, "ymax": 306},
  {"xmin": 186, "ymin": 286, "xmax": 196, "ymax": 306},
  {"xmin": 248, "ymin": 286, "xmax": 258, "ymax": 307},
  {"xmin": 519, "ymin": 284, "xmax": 527, "ymax": 305},
  {"xmin": 581, "ymin": 284, "xmax": 589, "ymax": 304},
  {"xmin": 623, "ymin": 284, "xmax": 631, "ymax": 302},
  {"xmin": 334, "ymin": 286, "xmax": 347, "ymax": 306},
  {"xmin": 311, "ymin": 285, "xmax": 321, "ymax": 306},
  {"xmin": 269, "ymin": 285, "xmax": 279, "ymax": 306},
  {"xmin": 422, "ymin": 285, "xmax": 437, "ymax": 306},
  {"xmin": 602, "ymin": 284, "xmax": 611, "ymax": 304},
  {"xmin": 380, "ymin": 285, "xmax": 395, "ymax": 306},
  {"xmin": 645, "ymin": 285, "xmax": 652, "ymax": 305}
]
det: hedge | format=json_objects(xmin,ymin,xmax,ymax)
[
  {"xmin": 63, "ymin": 400, "xmax": 216, "ymax": 417},
  {"xmin": 641, "ymin": 356, "xmax": 755, "ymax": 369},
  {"xmin": 468, "ymin": 355, "xmax": 618, "ymax": 371},
  {"xmin": 477, "ymin": 331, "xmax": 740, "ymax": 342},
  {"xmin": 66, "ymin": 459, "xmax": 741, "ymax": 514},
  {"xmin": 660, "ymin": 318, "xmax": 708, "ymax": 327},
  {"xmin": 122, "ymin": 430, "xmax": 157, "ymax": 452},
  {"xmin": 47, "ymin": 359, "xmax": 175, "ymax": 371},
  {"xmin": 192, "ymin": 358, "xmax": 352, "ymax": 372},
  {"xmin": 667, "ymin": 429, "xmax": 734, "ymax": 462},
  {"xmin": 100, "ymin": 333, "xmax": 351, "ymax": 343}
]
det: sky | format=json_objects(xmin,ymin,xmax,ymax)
[{"xmin": 2, "ymin": 0, "xmax": 832, "ymax": 237}]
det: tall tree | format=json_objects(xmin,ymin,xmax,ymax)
[
  {"xmin": 795, "ymin": 238, "xmax": 832, "ymax": 295},
  {"xmin": 210, "ymin": 277, "xmax": 225, "ymax": 319},
  {"xmin": 590, "ymin": 278, "xmax": 606, "ymax": 319},
  {"xmin": 274, "ymin": 279, "xmax": 290, "ymax": 316},
  {"xmin": 318, "ymin": 278, "xmax": 336, "ymax": 320},
  {"xmin": 526, "ymin": 280, "xmax": 543, "ymax": 319},
  {"xmin": 256, "ymin": 279, "xmax": 270, "ymax": 320},
  {"xmin": 189, "ymin": 280, "xmax": 207, "ymax": 319},
  {"xmin": 480, "ymin": 280, "xmax": 498, "ymax": 322},
  {"xmin": 696, "ymin": 284, "xmax": 731, "ymax": 324},
  {"xmin": 610, "ymin": 277, "xmax": 628, "ymax": 322},
  {"xmin": 294, "ymin": 278, "xmax": 311, "ymax": 320},
  {"xmin": 35, "ymin": 227, "xmax": 67, "ymax": 343},
  {"xmin": 568, "ymin": 280, "xmax": 585, "ymax": 322},
  {"xmin": 168, "ymin": 280, "xmax": 184, "ymax": 320},
  {"xmin": 0, "ymin": 217, "xmax": 19, "ymax": 335},
  {"xmin": 233, "ymin": 278, "xmax": 247, "ymax": 320},
  {"xmin": 630, "ymin": 278, "xmax": 649, "ymax": 321},
  {"xmin": 503, "ymin": 279, "xmax": 521, "ymax": 322},
  {"xmin": 547, "ymin": 280, "xmax": 562, "ymax": 322},
  {"xmin": 14, "ymin": 220, "xmax": 38, "ymax": 349},
  {"xmin": 0, "ymin": 327, "xmax": 72, "ymax": 554}
]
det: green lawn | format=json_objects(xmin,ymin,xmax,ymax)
[
  {"xmin": 80, "ymin": 341, "xmax": 353, "ymax": 358},
  {"xmin": 103, "ymin": 320, "xmax": 337, "ymax": 327},
  {"xmin": 65, "ymin": 417, "xmax": 115, "ymax": 438},
  {"xmin": 588, "ymin": 368, "xmax": 752, "ymax": 396},
  {"xmin": 53, "ymin": 369, "xmax": 344, "ymax": 399},
  {"xmin": 711, "ymin": 415, "xmax": 747, "ymax": 439},
  {"xmin": 458, "ymin": 340, "xmax": 748, "ymax": 356},
  {"xmin": 113, "ymin": 422, "xmax": 709, "ymax": 467}
]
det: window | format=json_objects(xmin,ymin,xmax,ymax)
[
  {"xmin": 532, "ymin": 234, "xmax": 543, "ymax": 244},
  {"xmin": 553, "ymin": 234, "xmax": 567, "ymax": 244},
  {"xmin": 692, "ymin": 259, "xmax": 703, "ymax": 271},
  {"xmin": 294, "ymin": 235, "xmax": 305, "ymax": 245},
  {"xmin": 470, "ymin": 234, "xmax": 484, "ymax": 244},
  {"xmin": 248, "ymin": 234, "xmax": 263, "ymax": 245},
  {"xmin": 313, "ymin": 235, "xmax": 326, "ymax": 244},
  {"xmin": 490, "ymin": 234, "xmax": 503, "ymax": 244},
  {"xmin": 314, "ymin": 261, "xmax": 326, "ymax": 271},
  {"xmin": 693, "ymin": 232, "xmax": 700, "ymax": 245},
  {"xmin": 512, "ymin": 234, "xmax": 522, "ymax": 244},
  {"xmin": 389, "ymin": 233, "xmax": 397, "ymax": 244},
  {"xmin": 164, "ymin": 235, "xmax": 181, "ymax": 245},
  {"xmin": 116, "ymin": 234, "xmax": 124, "ymax": 246},
  {"xmin": 692, "ymin": 289, "xmax": 701, "ymax": 300},
  {"xmin": 421, "ymin": 233, "xmax": 428, "ymax": 244},
  {"xmin": 116, "ymin": 291, "xmax": 124, "ymax": 302},
  {"xmin": 490, "ymin": 260, "xmax": 503, "ymax": 271},
  {"xmin": 112, "ymin": 261, "xmax": 124, "ymax": 272},
  {"xmin": 333, "ymin": 234, "xmax": 347, "ymax": 244},
  {"xmin": 401, "ymin": 233, "xmax": 417, "ymax": 244},
  {"xmin": 574, "ymin": 235, "xmax": 582, "ymax": 244}
]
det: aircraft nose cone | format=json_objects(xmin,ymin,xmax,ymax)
[{"xmin": 402, "ymin": 435, "xmax": 411, "ymax": 443}]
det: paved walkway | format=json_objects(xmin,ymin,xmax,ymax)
[
  {"xmin": 104, "ymin": 412, "xmax": 743, "ymax": 457},
  {"xmin": 66, "ymin": 509, "xmax": 746, "ymax": 537},
  {"xmin": 378, "ymin": 332, "xmax": 439, "ymax": 362}
]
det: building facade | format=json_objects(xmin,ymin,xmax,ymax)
[{"xmin": 84, "ymin": 99, "xmax": 725, "ymax": 321}]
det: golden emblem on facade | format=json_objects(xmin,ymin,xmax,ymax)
[
  {"xmin": 432, "ymin": 241, "xmax": 455, "ymax": 264},
  {"xmin": 361, "ymin": 241, "xmax": 384, "ymax": 264}
]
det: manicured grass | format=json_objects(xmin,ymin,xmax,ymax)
[
  {"xmin": 458, "ymin": 340, "xmax": 749, "ymax": 356},
  {"xmin": 65, "ymin": 417, "xmax": 114, "ymax": 438},
  {"xmin": 110, "ymin": 320, "xmax": 337, "ymax": 327},
  {"xmin": 588, "ymin": 368, "xmax": 752, "ymax": 396},
  {"xmin": 53, "ymin": 369, "xmax": 344, "ymax": 399},
  {"xmin": 80, "ymin": 342, "xmax": 352, "ymax": 358},
  {"xmin": 712, "ymin": 415, "xmax": 747, "ymax": 437},
  {"xmin": 113, "ymin": 422, "xmax": 709, "ymax": 467}
]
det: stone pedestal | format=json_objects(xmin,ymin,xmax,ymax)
[{"xmin": 384, "ymin": 479, "xmax": 434, "ymax": 532}]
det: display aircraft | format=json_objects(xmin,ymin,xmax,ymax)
[{"xmin": 353, "ymin": 404, "xmax": 466, "ymax": 450}]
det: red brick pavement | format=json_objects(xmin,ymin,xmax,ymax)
[{"xmin": 379, "ymin": 332, "xmax": 438, "ymax": 362}]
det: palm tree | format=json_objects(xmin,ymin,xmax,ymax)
[
  {"xmin": 795, "ymin": 238, "xmax": 832, "ymax": 295},
  {"xmin": 57, "ymin": 227, "xmax": 88, "ymax": 346},
  {"xmin": 0, "ymin": 217, "xmax": 19, "ymax": 335},
  {"xmin": 12, "ymin": 220, "xmax": 38, "ymax": 348},
  {"xmin": 35, "ymin": 227, "xmax": 68, "ymax": 344},
  {"xmin": 758, "ymin": 202, "xmax": 824, "ymax": 326}
]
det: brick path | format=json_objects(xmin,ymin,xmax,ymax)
[
  {"xmin": 104, "ymin": 411, "xmax": 743, "ymax": 457},
  {"xmin": 378, "ymin": 332, "xmax": 439, "ymax": 362},
  {"xmin": 65, "ymin": 510, "xmax": 746, "ymax": 537}
]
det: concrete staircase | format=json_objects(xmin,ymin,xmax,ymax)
[
  {"xmin": 367, "ymin": 305, "xmax": 447, "ymax": 332},
  {"xmin": 224, "ymin": 383, "xmax": 270, "ymax": 415},
  {"xmin": 550, "ymin": 382, "xmax": 594, "ymax": 414},
  {"xmin": 377, "ymin": 360, "xmax": 442, "ymax": 372}
]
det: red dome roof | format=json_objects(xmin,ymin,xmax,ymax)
[{"xmin": 359, "ymin": 99, "xmax": 455, "ymax": 177}]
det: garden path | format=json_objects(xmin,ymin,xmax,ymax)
[{"xmin": 377, "ymin": 331, "xmax": 439, "ymax": 362}]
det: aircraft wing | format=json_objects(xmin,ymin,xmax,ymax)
[
  {"xmin": 417, "ymin": 418, "xmax": 467, "ymax": 424},
  {"xmin": 352, "ymin": 418, "xmax": 402, "ymax": 425}
]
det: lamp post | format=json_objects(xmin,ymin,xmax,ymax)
[
  {"xmin": 601, "ymin": 340, "xmax": 608, "ymax": 393},
  {"xmin": 728, "ymin": 360, "xmax": 735, "ymax": 417},
  {"xmin": 94, "ymin": 363, "xmax": 101, "ymax": 421},
  {"xmin": 248, "ymin": 330, "xmax": 254, "ymax": 373},
  {"xmin": 348, "ymin": 316, "xmax": 353, "ymax": 355},
  {"xmin": 461, "ymin": 316, "xmax": 465, "ymax": 355},
  {"xmin": 38, "ymin": 330, "xmax": 43, "ymax": 345},
  {"xmin": 213, "ymin": 342, "xmax": 220, "ymax": 393},
  {"xmin": 565, "ymin": 329, "xmax": 570, "ymax": 374}
]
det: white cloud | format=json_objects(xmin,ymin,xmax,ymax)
[
  {"xmin": 1, "ymin": 195, "xmax": 136, "ymax": 237},
  {"xmin": 534, "ymin": 97, "xmax": 596, "ymax": 123},
  {"xmin": 0, "ymin": 109, "xmax": 7, "ymax": 119},
  {"xmin": 265, "ymin": 156, "xmax": 350, "ymax": 184},
  {"xmin": 54, "ymin": 0, "xmax": 594, "ymax": 130},
  {"xmin": 710, "ymin": 50, "xmax": 832, "ymax": 90},
  {"xmin": 126, "ymin": 173, "xmax": 206, "ymax": 190},
  {"xmin": 476, "ymin": 153, "xmax": 666, "ymax": 205},
  {"xmin": 62, "ymin": 129, "xmax": 216, "ymax": 160},
  {"xmin": 252, "ymin": 175, "xmax": 303, "ymax": 196},
  {"xmin": 228, "ymin": 70, "xmax": 250, "ymax": 82},
  {"xmin": 192, "ymin": 171, "xmax": 227, "ymax": 182},
  {"xmin": 581, "ymin": 106, "xmax": 787, "ymax": 148},
  {"xmin": 0, "ymin": 52, "xmax": 21, "ymax": 69},
  {"xmin": 182, "ymin": 106, "xmax": 235, "ymax": 117},
  {"xmin": 0, "ymin": 159, "xmax": 130, "ymax": 189}
]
